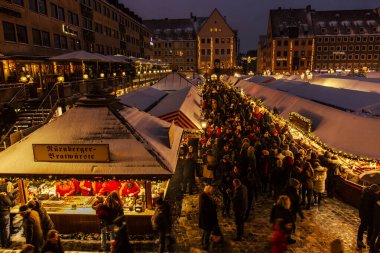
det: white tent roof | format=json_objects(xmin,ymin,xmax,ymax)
[
  {"xmin": 118, "ymin": 87, "xmax": 167, "ymax": 111},
  {"xmin": 0, "ymin": 106, "xmax": 182, "ymax": 176},
  {"xmin": 149, "ymin": 86, "xmax": 202, "ymax": 129},
  {"xmin": 262, "ymin": 79, "xmax": 380, "ymax": 113},
  {"xmin": 310, "ymin": 75, "xmax": 380, "ymax": 94},
  {"xmin": 152, "ymin": 73, "xmax": 194, "ymax": 92},
  {"xmin": 49, "ymin": 50, "xmax": 106, "ymax": 62},
  {"xmin": 118, "ymin": 107, "xmax": 183, "ymax": 172},
  {"xmin": 244, "ymin": 76, "xmax": 275, "ymax": 83},
  {"xmin": 235, "ymin": 79, "xmax": 380, "ymax": 159}
]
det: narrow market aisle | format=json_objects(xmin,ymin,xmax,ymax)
[{"xmin": 175, "ymin": 193, "xmax": 369, "ymax": 253}]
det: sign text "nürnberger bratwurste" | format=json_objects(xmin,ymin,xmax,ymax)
[{"xmin": 33, "ymin": 144, "xmax": 110, "ymax": 163}]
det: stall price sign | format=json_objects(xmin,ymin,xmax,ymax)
[
  {"xmin": 288, "ymin": 112, "xmax": 312, "ymax": 133},
  {"xmin": 33, "ymin": 144, "xmax": 110, "ymax": 162}
]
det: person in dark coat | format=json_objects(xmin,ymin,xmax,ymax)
[
  {"xmin": 219, "ymin": 172, "xmax": 233, "ymax": 218},
  {"xmin": 199, "ymin": 185, "xmax": 218, "ymax": 250},
  {"xmin": 19, "ymin": 205, "xmax": 44, "ymax": 253},
  {"xmin": 41, "ymin": 229, "xmax": 64, "ymax": 253},
  {"xmin": 231, "ymin": 179, "xmax": 248, "ymax": 241},
  {"xmin": 0, "ymin": 191, "xmax": 13, "ymax": 248},
  {"xmin": 183, "ymin": 147, "xmax": 196, "ymax": 194},
  {"xmin": 270, "ymin": 195, "xmax": 295, "ymax": 244},
  {"xmin": 301, "ymin": 162, "xmax": 314, "ymax": 209},
  {"xmin": 357, "ymin": 184, "xmax": 380, "ymax": 249},
  {"xmin": 153, "ymin": 198, "xmax": 173, "ymax": 253},
  {"xmin": 369, "ymin": 200, "xmax": 380, "ymax": 253},
  {"xmin": 284, "ymin": 178, "xmax": 304, "ymax": 235},
  {"xmin": 176, "ymin": 147, "xmax": 186, "ymax": 192},
  {"xmin": 27, "ymin": 200, "xmax": 54, "ymax": 240},
  {"xmin": 111, "ymin": 216, "xmax": 133, "ymax": 253}
]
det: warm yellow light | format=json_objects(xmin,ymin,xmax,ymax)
[
  {"xmin": 83, "ymin": 74, "xmax": 89, "ymax": 80},
  {"xmin": 201, "ymin": 120, "xmax": 207, "ymax": 129},
  {"xmin": 113, "ymin": 72, "xmax": 117, "ymax": 77},
  {"xmin": 20, "ymin": 76, "xmax": 28, "ymax": 83},
  {"xmin": 57, "ymin": 76, "xmax": 65, "ymax": 83},
  {"xmin": 122, "ymin": 72, "xmax": 126, "ymax": 76},
  {"xmin": 137, "ymin": 71, "xmax": 141, "ymax": 75},
  {"xmin": 100, "ymin": 73, "xmax": 105, "ymax": 78}
]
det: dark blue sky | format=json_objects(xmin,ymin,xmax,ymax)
[{"xmin": 123, "ymin": 0, "xmax": 379, "ymax": 52}]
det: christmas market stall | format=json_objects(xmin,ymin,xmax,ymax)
[
  {"xmin": 0, "ymin": 96, "xmax": 183, "ymax": 234},
  {"xmin": 224, "ymin": 75, "xmax": 380, "ymax": 207}
]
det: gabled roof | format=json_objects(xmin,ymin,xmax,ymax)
[
  {"xmin": 118, "ymin": 86, "xmax": 167, "ymax": 111},
  {"xmin": 0, "ymin": 106, "xmax": 182, "ymax": 176},
  {"xmin": 152, "ymin": 73, "xmax": 194, "ymax": 92},
  {"xmin": 149, "ymin": 86, "xmax": 202, "ymax": 129},
  {"xmin": 198, "ymin": 8, "xmax": 235, "ymax": 34},
  {"xmin": 229, "ymin": 76, "xmax": 380, "ymax": 159}
]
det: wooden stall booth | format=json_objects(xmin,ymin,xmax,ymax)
[{"xmin": 0, "ymin": 95, "xmax": 183, "ymax": 234}]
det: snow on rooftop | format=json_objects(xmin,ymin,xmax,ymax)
[
  {"xmin": 149, "ymin": 86, "xmax": 202, "ymax": 129},
  {"xmin": 232, "ymin": 77, "xmax": 380, "ymax": 159},
  {"xmin": 0, "ymin": 107, "xmax": 178, "ymax": 176},
  {"xmin": 152, "ymin": 73, "xmax": 194, "ymax": 92},
  {"xmin": 118, "ymin": 86, "xmax": 167, "ymax": 111},
  {"xmin": 311, "ymin": 75, "xmax": 380, "ymax": 94}
]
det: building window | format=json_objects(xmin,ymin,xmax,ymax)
[
  {"xmin": 348, "ymin": 54, "xmax": 353, "ymax": 60},
  {"xmin": 343, "ymin": 37, "xmax": 348, "ymax": 42},
  {"xmin": 323, "ymin": 55, "xmax": 328, "ymax": 60},
  {"xmin": 341, "ymin": 55, "xmax": 346, "ymax": 60},
  {"xmin": 61, "ymin": 36, "xmax": 67, "ymax": 49},
  {"xmin": 207, "ymin": 38, "xmax": 210, "ymax": 44},
  {"xmin": 283, "ymin": 51, "xmax": 288, "ymax": 57},
  {"xmin": 221, "ymin": 49, "xmax": 224, "ymax": 55},
  {"xmin": 361, "ymin": 45, "xmax": 367, "ymax": 51},
  {"xmin": 8, "ymin": 0, "xmax": 24, "ymax": 6},
  {"xmin": 361, "ymin": 54, "xmax": 366, "ymax": 60},
  {"xmin": 29, "ymin": 0, "xmax": 47, "ymax": 14},
  {"xmin": 276, "ymin": 51, "xmax": 281, "ymax": 57},
  {"xmin": 337, "ymin": 37, "xmax": 342, "ymax": 43},
  {"xmin": 323, "ymin": 46, "xmax": 328, "ymax": 51},
  {"xmin": 68, "ymin": 11, "xmax": 79, "ymax": 26},
  {"xmin": 201, "ymin": 49, "xmax": 205, "ymax": 55},
  {"xmin": 330, "ymin": 37, "xmax": 335, "ymax": 43},
  {"xmin": 50, "ymin": 3, "xmax": 58, "ymax": 19},
  {"xmin": 277, "ymin": 40, "xmax": 282, "ymax": 46},
  {"xmin": 215, "ymin": 49, "xmax": 219, "ymax": 54},
  {"xmin": 41, "ymin": 31, "xmax": 50, "ymax": 47},
  {"xmin": 335, "ymin": 55, "xmax": 340, "ymax": 60},
  {"xmin": 301, "ymin": 40, "xmax": 306, "ymax": 46},
  {"xmin": 375, "ymin": 45, "xmax": 380, "ymax": 51},
  {"xmin": 369, "ymin": 36, "xmax": 374, "ymax": 42},
  {"xmin": 308, "ymin": 40, "xmax": 312, "ymax": 46},
  {"xmin": 54, "ymin": 34, "xmax": 60, "ymax": 48},
  {"xmin": 227, "ymin": 49, "xmax": 231, "ymax": 55},
  {"xmin": 32, "ymin": 29, "xmax": 42, "ymax": 45},
  {"xmin": 284, "ymin": 40, "xmax": 288, "ymax": 46},
  {"xmin": 207, "ymin": 49, "xmax": 211, "ymax": 55},
  {"xmin": 324, "ymin": 37, "xmax": 329, "ymax": 43},
  {"xmin": 368, "ymin": 54, "xmax": 372, "ymax": 60},
  {"xmin": 16, "ymin": 25, "xmax": 28, "ymax": 44},
  {"xmin": 215, "ymin": 38, "xmax": 219, "ymax": 44},
  {"xmin": 356, "ymin": 36, "xmax": 361, "ymax": 42},
  {"xmin": 362, "ymin": 36, "xmax": 367, "ymax": 42},
  {"xmin": 318, "ymin": 37, "xmax": 323, "ymax": 43},
  {"xmin": 329, "ymin": 55, "xmax": 334, "ymax": 60},
  {"xmin": 354, "ymin": 54, "xmax": 359, "ymax": 60},
  {"xmin": 374, "ymin": 54, "xmax": 379, "ymax": 60},
  {"xmin": 348, "ymin": 45, "xmax": 353, "ymax": 51},
  {"xmin": 336, "ymin": 46, "xmax": 341, "ymax": 51},
  {"xmin": 355, "ymin": 45, "xmax": 360, "ymax": 51},
  {"xmin": 330, "ymin": 46, "xmax": 335, "ymax": 51},
  {"xmin": 58, "ymin": 6, "xmax": 65, "ymax": 21},
  {"xmin": 316, "ymin": 55, "xmax": 321, "ymax": 60},
  {"xmin": 368, "ymin": 45, "xmax": 373, "ymax": 51},
  {"xmin": 342, "ymin": 46, "xmax": 347, "ymax": 51},
  {"xmin": 283, "ymin": 61, "xmax": 287, "ymax": 67},
  {"xmin": 294, "ymin": 40, "xmax": 299, "ymax": 46},
  {"xmin": 276, "ymin": 61, "xmax": 281, "ymax": 67},
  {"xmin": 350, "ymin": 37, "xmax": 355, "ymax": 42},
  {"xmin": 2, "ymin": 22, "xmax": 16, "ymax": 42}
]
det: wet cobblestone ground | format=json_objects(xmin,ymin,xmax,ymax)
[{"xmin": 0, "ymin": 188, "xmax": 369, "ymax": 253}]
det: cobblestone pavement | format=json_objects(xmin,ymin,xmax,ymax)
[{"xmin": 0, "ymin": 189, "xmax": 369, "ymax": 253}]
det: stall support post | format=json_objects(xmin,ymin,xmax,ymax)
[{"xmin": 145, "ymin": 181, "xmax": 152, "ymax": 210}]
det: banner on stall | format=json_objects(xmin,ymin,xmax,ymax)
[
  {"xmin": 33, "ymin": 144, "xmax": 110, "ymax": 162},
  {"xmin": 289, "ymin": 112, "xmax": 312, "ymax": 133}
]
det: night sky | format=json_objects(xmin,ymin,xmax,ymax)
[{"xmin": 123, "ymin": 0, "xmax": 379, "ymax": 52}]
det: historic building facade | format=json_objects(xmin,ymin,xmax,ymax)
[
  {"xmin": 0, "ymin": 0, "xmax": 153, "ymax": 58},
  {"xmin": 260, "ymin": 6, "xmax": 380, "ymax": 74}
]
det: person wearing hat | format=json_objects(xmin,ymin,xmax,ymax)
[
  {"xmin": 19, "ymin": 204, "xmax": 44, "ymax": 253},
  {"xmin": 357, "ymin": 184, "xmax": 380, "ymax": 249}
]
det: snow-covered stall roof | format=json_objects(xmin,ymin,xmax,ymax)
[
  {"xmin": 118, "ymin": 107, "xmax": 183, "ymax": 173},
  {"xmin": 118, "ymin": 86, "xmax": 167, "ymax": 111},
  {"xmin": 262, "ymin": 79, "xmax": 380, "ymax": 113},
  {"xmin": 236, "ymin": 80, "xmax": 380, "ymax": 159},
  {"xmin": 152, "ymin": 73, "xmax": 194, "ymax": 92},
  {"xmin": 244, "ymin": 75, "xmax": 275, "ymax": 84},
  {"xmin": 149, "ymin": 86, "xmax": 201, "ymax": 129},
  {"xmin": 0, "ymin": 106, "xmax": 183, "ymax": 176},
  {"xmin": 311, "ymin": 75, "xmax": 380, "ymax": 94}
]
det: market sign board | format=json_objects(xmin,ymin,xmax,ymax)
[
  {"xmin": 288, "ymin": 112, "xmax": 312, "ymax": 133},
  {"xmin": 33, "ymin": 144, "xmax": 110, "ymax": 163}
]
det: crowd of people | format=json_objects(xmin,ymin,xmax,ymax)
[{"xmin": 193, "ymin": 79, "xmax": 380, "ymax": 253}]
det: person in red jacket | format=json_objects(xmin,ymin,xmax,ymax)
[
  {"xmin": 92, "ymin": 181, "xmax": 103, "ymax": 196},
  {"xmin": 271, "ymin": 219, "xmax": 288, "ymax": 253},
  {"xmin": 119, "ymin": 181, "xmax": 140, "ymax": 197},
  {"xmin": 98, "ymin": 180, "xmax": 120, "ymax": 196},
  {"xmin": 55, "ymin": 180, "xmax": 75, "ymax": 197},
  {"xmin": 79, "ymin": 180, "xmax": 93, "ymax": 196}
]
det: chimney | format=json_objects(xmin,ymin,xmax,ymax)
[{"xmin": 306, "ymin": 5, "xmax": 311, "ymax": 12}]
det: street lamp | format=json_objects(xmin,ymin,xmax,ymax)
[{"xmin": 201, "ymin": 119, "xmax": 207, "ymax": 129}]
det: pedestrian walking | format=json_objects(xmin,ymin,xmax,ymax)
[
  {"xmin": 111, "ymin": 215, "xmax": 133, "ymax": 253},
  {"xmin": 92, "ymin": 191, "xmax": 124, "ymax": 251},
  {"xmin": 41, "ymin": 229, "xmax": 64, "ymax": 253},
  {"xmin": 152, "ymin": 197, "xmax": 174, "ymax": 253},
  {"xmin": 199, "ymin": 185, "xmax": 218, "ymax": 250},
  {"xmin": 301, "ymin": 162, "xmax": 314, "ymax": 209},
  {"xmin": 19, "ymin": 205, "xmax": 44, "ymax": 253},
  {"xmin": 270, "ymin": 195, "xmax": 296, "ymax": 244},
  {"xmin": 231, "ymin": 179, "xmax": 248, "ymax": 241},
  {"xmin": 357, "ymin": 184, "xmax": 380, "ymax": 249},
  {"xmin": 0, "ymin": 190, "xmax": 13, "ymax": 248},
  {"xmin": 313, "ymin": 164, "xmax": 327, "ymax": 205}
]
